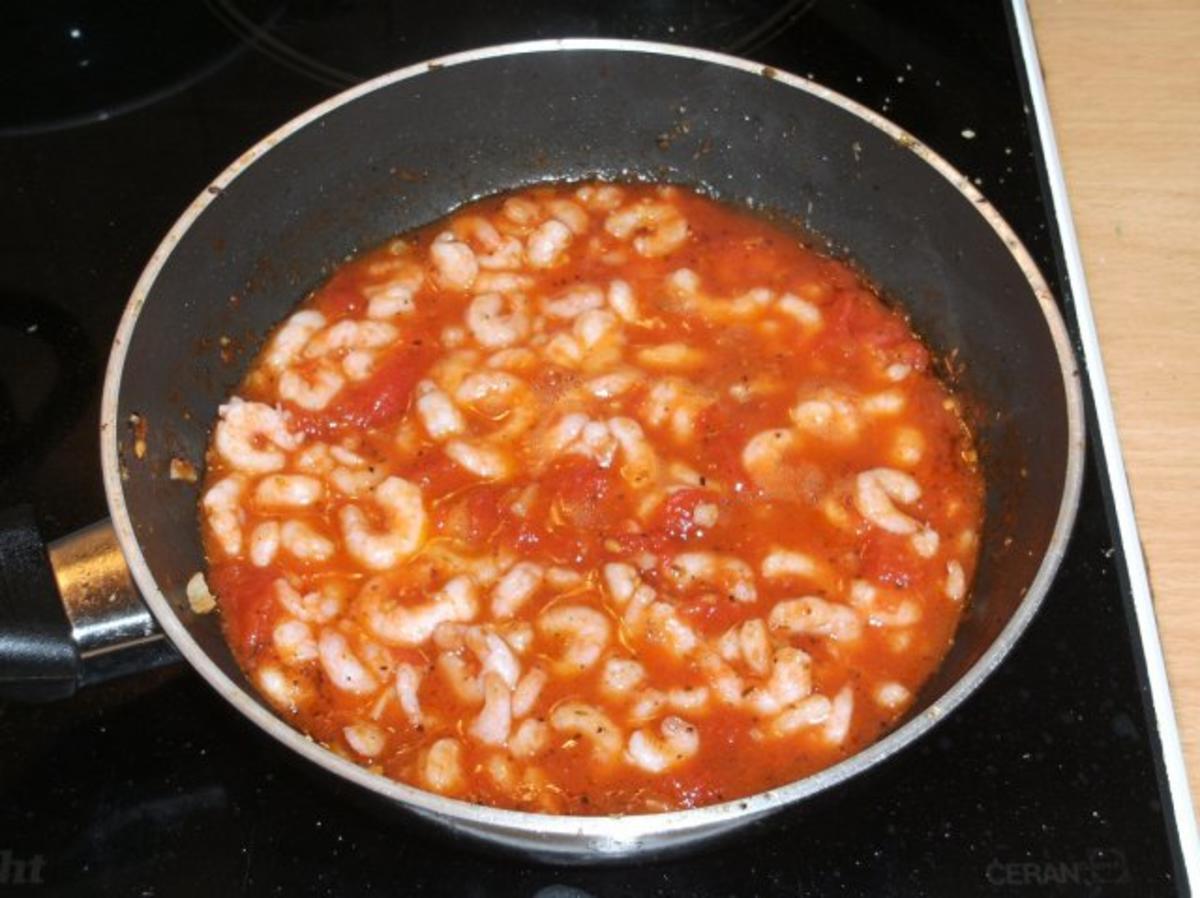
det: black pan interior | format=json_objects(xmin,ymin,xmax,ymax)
[{"xmin": 114, "ymin": 48, "xmax": 1071, "ymax": 731}]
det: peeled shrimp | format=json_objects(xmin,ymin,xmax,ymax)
[
  {"xmin": 469, "ymin": 671, "xmax": 513, "ymax": 746},
  {"xmin": 430, "ymin": 232, "xmax": 478, "ymax": 291},
  {"xmin": 254, "ymin": 474, "xmax": 323, "ymax": 509},
  {"xmin": 359, "ymin": 574, "xmax": 478, "ymax": 646},
  {"xmin": 605, "ymin": 202, "xmax": 689, "ymax": 258},
  {"xmin": 854, "ymin": 467, "xmax": 922, "ymax": 534},
  {"xmin": 317, "ymin": 629, "xmax": 378, "ymax": 695},
  {"xmin": 339, "ymin": 476, "xmax": 427, "ymax": 570},
  {"xmin": 421, "ymin": 738, "xmax": 464, "ymax": 793},
  {"xmin": 414, "ymin": 380, "xmax": 467, "ymax": 441},
  {"xmin": 666, "ymin": 551, "xmax": 758, "ymax": 603},
  {"xmin": 769, "ymin": 596, "xmax": 862, "ymax": 642},
  {"xmin": 263, "ymin": 310, "xmax": 326, "ymax": 372},
  {"xmin": 537, "ymin": 604, "xmax": 611, "ymax": 673},
  {"xmin": 526, "ymin": 218, "xmax": 573, "ymax": 268},
  {"xmin": 549, "ymin": 701, "xmax": 622, "ymax": 763},
  {"xmin": 202, "ymin": 474, "xmax": 246, "ymax": 555},
  {"xmin": 466, "ymin": 292, "xmax": 529, "ymax": 348},
  {"xmin": 625, "ymin": 716, "xmax": 699, "ymax": 773},
  {"xmin": 213, "ymin": 399, "xmax": 300, "ymax": 473},
  {"xmin": 490, "ymin": 561, "xmax": 545, "ymax": 618}
]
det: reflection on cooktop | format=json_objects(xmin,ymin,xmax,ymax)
[
  {"xmin": 0, "ymin": 1, "xmax": 278, "ymax": 135},
  {"xmin": 209, "ymin": 0, "xmax": 817, "ymax": 88},
  {"xmin": 0, "ymin": 292, "xmax": 95, "ymax": 492}
]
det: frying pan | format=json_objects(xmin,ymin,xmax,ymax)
[{"xmin": 0, "ymin": 40, "xmax": 1084, "ymax": 862}]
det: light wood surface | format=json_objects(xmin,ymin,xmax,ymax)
[{"xmin": 1029, "ymin": 0, "xmax": 1200, "ymax": 812}]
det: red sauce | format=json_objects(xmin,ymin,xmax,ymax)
[{"xmin": 201, "ymin": 182, "xmax": 983, "ymax": 814}]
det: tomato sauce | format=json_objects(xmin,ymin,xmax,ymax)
[{"xmin": 200, "ymin": 182, "xmax": 983, "ymax": 814}]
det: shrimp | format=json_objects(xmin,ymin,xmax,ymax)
[
  {"xmin": 358, "ymin": 574, "xmax": 478, "ymax": 646},
  {"xmin": 526, "ymin": 218, "xmax": 573, "ymax": 268},
  {"xmin": 542, "ymin": 284, "xmax": 604, "ymax": 319},
  {"xmin": 643, "ymin": 602, "xmax": 700, "ymax": 657},
  {"xmin": 279, "ymin": 520, "xmax": 335, "ymax": 561},
  {"xmin": 317, "ymin": 629, "xmax": 378, "ymax": 695},
  {"xmin": 874, "ymin": 681, "xmax": 911, "ymax": 711},
  {"xmin": 549, "ymin": 701, "xmax": 622, "ymax": 763},
  {"xmin": 911, "ymin": 527, "xmax": 940, "ymax": 559},
  {"xmin": 274, "ymin": 578, "xmax": 343, "ymax": 623},
  {"xmin": 744, "ymin": 647, "xmax": 813, "ymax": 716},
  {"xmin": 501, "ymin": 196, "xmax": 541, "ymax": 226},
  {"xmin": 775, "ymin": 293, "xmax": 823, "ymax": 330},
  {"xmin": 303, "ymin": 320, "xmax": 398, "ymax": 359},
  {"xmin": 766, "ymin": 695, "xmax": 833, "ymax": 738},
  {"xmin": 607, "ymin": 416, "xmax": 658, "ymax": 486},
  {"xmin": 273, "ymin": 619, "xmax": 318, "ymax": 665},
  {"xmin": 790, "ymin": 390, "xmax": 863, "ymax": 443},
  {"xmin": 625, "ymin": 716, "xmax": 699, "ymax": 773},
  {"xmin": 414, "ymin": 380, "xmax": 467, "ymax": 441},
  {"xmin": 510, "ymin": 718, "xmax": 549, "ymax": 759},
  {"xmin": 454, "ymin": 371, "xmax": 537, "ymax": 443},
  {"xmin": 665, "ymin": 552, "xmax": 758, "ymax": 603},
  {"xmin": 364, "ymin": 263, "xmax": 423, "ymax": 318},
  {"xmin": 716, "ymin": 618, "xmax": 772, "ymax": 677},
  {"xmin": 537, "ymin": 604, "xmax": 611, "ymax": 673},
  {"xmin": 394, "ymin": 662, "xmax": 424, "ymax": 726},
  {"xmin": 263, "ymin": 310, "xmax": 326, "ymax": 371},
  {"xmin": 574, "ymin": 183, "xmax": 625, "ymax": 211},
  {"xmin": 823, "ymin": 686, "xmax": 855, "ymax": 745},
  {"xmin": 278, "ymin": 365, "xmax": 345, "ymax": 410},
  {"xmin": 473, "ymin": 271, "xmax": 535, "ymax": 294},
  {"xmin": 582, "ymin": 369, "xmax": 640, "ymax": 401},
  {"xmin": 254, "ymin": 474, "xmax": 323, "ymax": 508},
  {"xmin": 604, "ymin": 278, "xmax": 639, "ymax": 322},
  {"xmin": 466, "ymin": 627, "xmax": 521, "ymax": 689},
  {"xmin": 466, "ymin": 292, "xmax": 529, "ymax": 348},
  {"xmin": 248, "ymin": 521, "xmax": 280, "ymax": 566},
  {"xmin": 486, "ymin": 347, "xmax": 538, "ymax": 372},
  {"xmin": 600, "ymin": 657, "xmax": 646, "ymax": 697},
  {"xmin": 452, "ymin": 216, "xmax": 523, "ymax": 270},
  {"xmin": 344, "ymin": 722, "xmax": 387, "ymax": 757},
  {"xmin": 429, "ymin": 231, "xmax": 478, "ymax": 291},
  {"xmin": 769, "ymin": 596, "xmax": 862, "ymax": 642},
  {"xmin": 511, "ymin": 667, "xmax": 547, "ymax": 717},
  {"xmin": 213, "ymin": 398, "xmax": 300, "ymax": 473},
  {"xmin": 545, "ymin": 199, "xmax": 590, "ymax": 235},
  {"xmin": 602, "ymin": 562, "xmax": 658, "ymax": 631},
  {"xmin": 760, "ymin": 549, "xmax": 820, "ymax": 583},
  {"xmin": 255, "ymin": 664, "xmax": 311, "ymax": 711},
  {"xmin": 469, "ymin": 671, "xmax": 512, "ymax": 746},
  {"xmin": 543, "ymin": 308, "xmax": 623, "ymax": 370},
  {"xmin": 444, "ymin": 439, "xmax": 513, "ymax": 481},
  {"xmin": 490, "ymin": 561, "xmax": 545, "ymax": 618},
  {"xmin": 329, "ymin": 461, "xmax": 388, "ymax": 497},
  {"xmin": 637, "ymin": 343, "xmax": 707, "ymax": 372},
  {"xmin": 339, "ymin": 476, "xmax": 427, "ymax": 570},
  {"xmin": 945, "ymin": 560, "xmax": 966, "ymax": 601},
  {"xmin": 891, "ymin": 426, "xmax": 925, "ymax": 468},
  {"xmin": 641, "ymin": 377, "xmax": 715, "ymax": 444},
  {"xmin": 437, "ymin": 651, "xmax": 483, "ymax": 704},
  {"xmin": 421, "ymin": 738, "xmax": 464, "ymax": 793},
  {"xmin": 854, "ymin": 467, "xmax": 922, "ymax": 534},
  {"xmin": 202, "ymin": 474, "xmax": 246, "ymax": 555},
  {"xmin": 605, "ymin": 202, "xmax": 689, "ymax": 258}
]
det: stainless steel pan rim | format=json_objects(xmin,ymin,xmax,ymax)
[{"xmin": 99, "ymin": 37, "xmax": 1086, "ymax": 855}]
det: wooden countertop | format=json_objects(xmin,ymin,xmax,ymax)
[{"xmin": 1029, "ymin": 0, "xmax": 1200, "ymax": 812}]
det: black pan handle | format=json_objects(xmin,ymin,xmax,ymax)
[
  {"xmin": 0, "ymin": 506, "xmax": 180, "ymax": 701},
  {"xmin": 0, "ymin": 505, "xmax": 80, "ymax": 700}
]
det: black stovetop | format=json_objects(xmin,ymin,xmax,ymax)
[{"xmin": 0, "ymin": 2, "xmax": 1190, "ymax": 895}]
